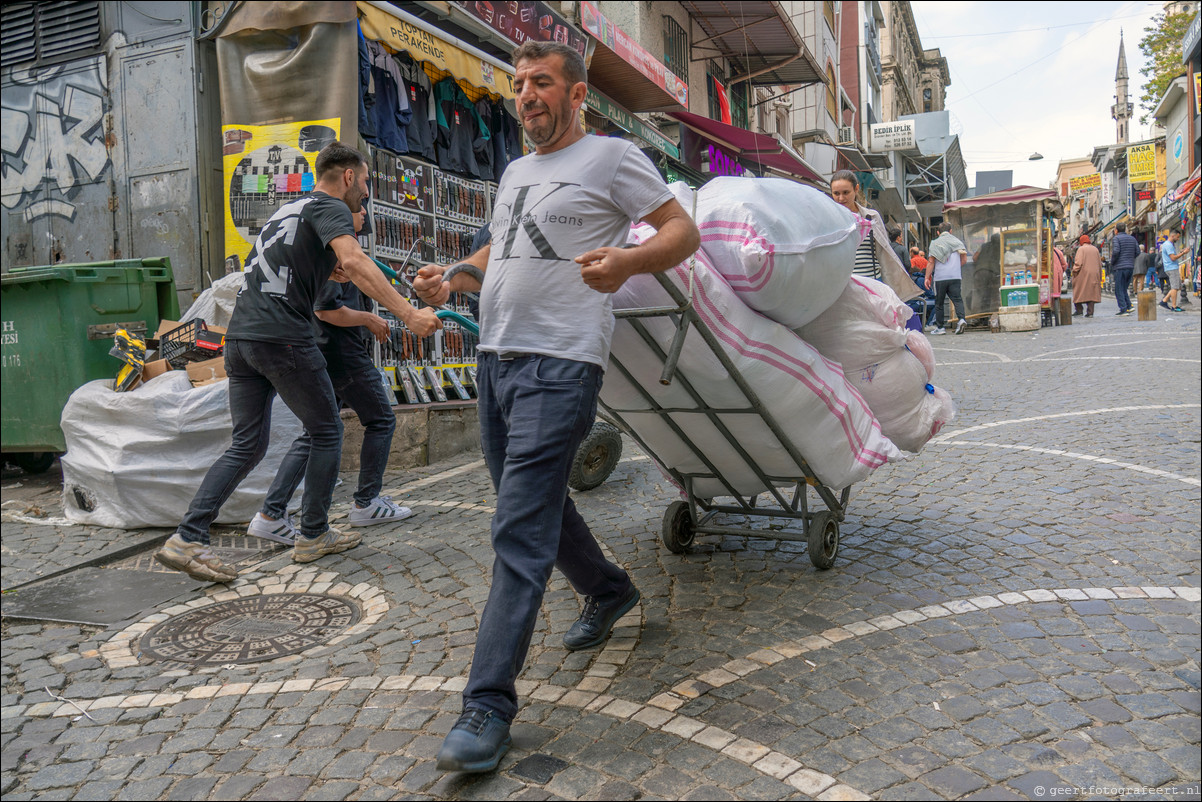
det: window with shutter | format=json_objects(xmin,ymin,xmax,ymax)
[{"xmin": 1, "ymin": 2, "xmax": 101, "ymax": 69}]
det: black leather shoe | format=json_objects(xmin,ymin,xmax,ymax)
[
  {"xmin": 436, "ymin": 710, "xmax": 511, "ymax": 773},
  {"xmin": 563, "ymin": 585, "xmax": 640, "ymax": 651}
]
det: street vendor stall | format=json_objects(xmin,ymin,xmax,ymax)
[{"xmin": 943, "ymin": 186, "xmax": 1065, "ymax": 331}]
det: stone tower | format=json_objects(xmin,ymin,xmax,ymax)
[{"xmin": 1112, "ymin": 30, "xmax": 1133, "ymax": 144}]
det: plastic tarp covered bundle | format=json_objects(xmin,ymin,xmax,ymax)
[
  {"xmin": 180, "ymin": 271, "xmax": 245, "ymax": 328},
  {"xmin": 798, "ymin": 277, "xmax": 955, "ymax": 453},
  {"xmin": 60, "ymin": 372, "xmax": 303, "ymax": 528},
  {"xmin": 666, "ymin": 178, "xmax": 863, "ymax": 328},
  {"xmin": 601, "ymin": 225, "xmax": 902, "ymax": 498}
]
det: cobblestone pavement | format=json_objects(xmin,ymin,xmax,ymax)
[{"xmin": 2, "ymin": 295, "xmax": 1199, "ymax": 801}]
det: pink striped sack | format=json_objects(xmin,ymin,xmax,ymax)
[
  {"xmin": 797, "ymin": 277, "xmax": 955, "ymax": 453},
  {"xmin": 601, "ymin": 226, "xmax": 901, "ymax": 498},
  {"xmin": 667, "ymin": 177, "xmax": 863, "ymax": 328}
]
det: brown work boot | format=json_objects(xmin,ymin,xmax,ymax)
[
  {"xmin": 292, "ymin": 526, "xmax": 362, "ymax": 563},
  {"xmin": 154, "ymin": 533, "xmax": 238, "ymax": 583}
]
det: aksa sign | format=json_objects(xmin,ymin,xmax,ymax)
[
  {"xmin": 1127, "ymin": 143, "xmax": 1156, "ymax": 184},
  {"xmin": 869, "ymin": 120, "xmax": 915, "ymax": 152}
]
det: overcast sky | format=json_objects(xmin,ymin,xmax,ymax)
[{"xmin": 909, "ymin": 1, "xmax": 1164, "ymax": 190}]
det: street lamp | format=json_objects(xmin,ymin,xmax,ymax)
[{"xmin": 1028, "ymin": 152, "xmax": 1044, "ymax": 161}]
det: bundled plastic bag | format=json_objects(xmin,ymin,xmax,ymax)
[
  {"xmin": 667, "ymin": 178, "xmax": 863, "ymax": 328},
  {"xmin": 180, "ymin": 271, "xmax": 245, "ymax": 328},
  {"xmin": 60, "ymin": 372, "xmax": 303, "ymax": 528},
  {"xmin": 601, "ymin": 225, "xmax": 901, "ymax": 497},
  {"xmin": 798, "ymin": 277, "xmax": 955, "ymax": 453}
]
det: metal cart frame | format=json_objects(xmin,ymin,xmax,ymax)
[{"xmin": 602, "ymin": 271, "xmax": 852, "ymax": 569}]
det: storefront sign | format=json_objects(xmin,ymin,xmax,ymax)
[
  {"xmin": 1174, "ymin": 129, "xmax": 1186, "ymax": 164},
  {"xmin": 1068, "ymin": 172, "xmax": 1101, "ymax": 193},
  {"xmin": 585, "ymin": 87, "xmax": 680, "ymax": 159},
  {"xmin": 1183, "ymin": 13, "xmax": 1200, "ymax": 64},
  {"xmin": 1127, "ymin": 142, "xmax": 1156, "ymax": 183},
  {"xmin": 1135, "ymin": 188, "xmax": 1154, "ymax": 203},
  {"xmin": 705, "ymin": 143, "xmax": 747, "ymax": 177},
  {"xmin": 453, "ymin": 1, "xmax": 586, "ymax": 55},
  {"xmin": 868, "ymin": 120, "xmax": 915, "ymax": 152},
  {"xmin": 1101, "ymin": 172, "xmax": 1114, "ymax": 206},
  {"xmin": 358, "ymin": 2, "xmax": 515, "ymax": 99},
  {"xmin": 579, "ymin": 1, "xmax": 688, "ymax": 106}
]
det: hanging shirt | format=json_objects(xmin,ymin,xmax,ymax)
[
  {"xmin": 395, "ymin": 52, "xmax": 437, "ymax": 162},
  {"xmin": 357, "ymin": 25, "xmax": 376, "ymax": 143},
  {"xmin": 365, "ymin": 40, "xmax": 412, "ymax": 154},
  {"xmin": 473, "ymin": 98, "xmax": 495, "ymax": 181},
  {"xmin": 434, "ymin": 78, "xmax": 490, "ymax": 178}
]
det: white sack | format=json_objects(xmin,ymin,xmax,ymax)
[
  {"xmin": 601, "ymin": 226, "xmax": 901, "ymax": 497},
  {"xmin": 667, "ymin": 178, "xmax": 863, "ymax": 328},
  {"xmin": 798, "ymin": 277, "xmax": 955, "ymax": 453},
  {"xmin": 181, "ymin": 271, "xmax": 245, "ymax": 328},
  {"xmin": 60, "ymin": 372, "xmax": 303, "ymax": 529}
]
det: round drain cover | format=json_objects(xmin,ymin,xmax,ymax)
[{"xmin": 140, "ymin": 593, "xmax": 361, "ymax": 665}]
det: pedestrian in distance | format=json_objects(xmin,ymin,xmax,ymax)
[
  {"xmin": 910, "ymin": 246, "xmax": 928, "ymax": 273},
  {"xmin": 1159, "ymin": 229, "xmax": 1191, "ymax": 313},
  {"xmin": 829, "ymin": 170, "xmax": 920, "ymax": 303},
  {"xmin": 247, "ymin": 209, "xmax": 413, "ymax": 545},
  {"xmin": 1134, "ymin": 242, "xmax": 1152, "ymax": 294},
  {"xmin": 1071, "ymin": 234, "xmax": 1102, "ymax": 317},
  {"xmin": 413, "ymin": 40, "xmax": 700, "ymax": 774},
  {"xmin": 1109, "ymin": 222, "xmax": 1139, "ymax": 316},
  {"xmin": 155, "ymin": 141, "xmax": 440, "ymax": 583},
  {"xmin": 924, "ymin": 221, "xmax": 969, "ymax": 335}
]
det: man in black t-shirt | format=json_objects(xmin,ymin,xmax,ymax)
[
  {"xmin": 156, "ymin": 142, "xmax": 440, "ymax": 583},
  {"xmin": 248, "ymin": 210, "xmax": 412, "ymax": 542}
]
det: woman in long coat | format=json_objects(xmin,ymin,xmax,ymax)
[{"xmin": 1072, "ymin": 234, "xmax": 1102, "ymax": 316}]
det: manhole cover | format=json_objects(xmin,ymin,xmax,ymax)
[{"xmin": 139, "ymin": 593, "xmax": 360, "ymax": 665}]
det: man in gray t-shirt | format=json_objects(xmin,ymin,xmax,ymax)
[{"xmin": 415, "ymin": 41, "xmax": 699, "ymax": 774}]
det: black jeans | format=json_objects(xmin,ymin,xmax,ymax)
[
  {"xmin": 463, "ymin": 353, "xmax": 631, "ymax": 722},
  {"xmin": 1113, "ymin": 268, "xmax": 1133, "ymax": 312},
  {"xmin": 262, "ymin": 363, "xmax": 396, "ymax": 516},
  {"xmin": 177, "ymin": 339, "xmax": 342, "ymax": 544},
  {"xmin": 934, "ymin": 279, "xmax": 965, "ymax": 327}
]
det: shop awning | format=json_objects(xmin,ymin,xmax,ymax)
[
  {"xmin": 1173, "ymin": 166, "xmax": 1200, "ymax": 201},
  {"xmin": 586, "ymin": 86, "xmax": 680, "ymax": 160},
  {"xmin": 837, "ymin": 145, "xmax": 871, "ymax": 172},
  {"xmin": 669, "ymin": 110, "xmax": 823, "ymax": 183},
  {"xmin": 358, "ymin": 1, "xmax": 515, "ymax": 99},
  {"xmin": 580, "ymin": 2, "xmax": 687, "ymax": 113},
  {"xmin": 1099, "ymin": 210, "xmax": 1129, "ymax": 238},
  {"xmin": 944, "ymin": 185, "xmax": 1063, "ymax": 217},
  {"xmin": 678, "ymin": 1, "xmax": 824, "ymax": 87}
]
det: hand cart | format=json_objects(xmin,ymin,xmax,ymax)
[{"xmin": 603, "ymin": 271, "xmax": 851, "ymax": 569}]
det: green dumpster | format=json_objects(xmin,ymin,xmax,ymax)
[{"xmin": 1, "ymin": 259, "xmax": 180, "ymax": 466}]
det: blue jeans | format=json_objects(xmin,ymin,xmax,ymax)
[
  {"xmin": 177, "ymin": 339, "xmax": 342, "ymax": 544},
  {"xmin": 1113, "ymin": 268, "xmax": 1133, "ymax": 312},
  {"xmin": 463, "ymin": 352, "xmax": 631, "ymax": 722},
  {"xmin": 261, "ymin": 364, "xmax": 396, "ymax": 517}
]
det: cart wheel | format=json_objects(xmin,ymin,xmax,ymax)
[
  {"xmin": 12, "ymin": 452, "xmax": 56, "ymax": 474},
  {"xmin": 568, "ymin": 421, "xmax": 623, "ymax": 492},
  {"xmin": 807, "ymin": 511, "xmax": 839, "ymax": 570},
  {"xmin": 661, "ymin": 500, "xmax": 695, "ymax": 554}
]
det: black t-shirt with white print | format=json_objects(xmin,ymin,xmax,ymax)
[{"xmin": 226, "ymin": 192, "xmax": 356, "ymax": 345}]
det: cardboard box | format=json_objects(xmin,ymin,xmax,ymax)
[
  {"xmin": 186, "ymin": 357, "xmax": 227, "ymax": 387},
  {"xmin": 142, "ymin": 359, "xmax": 172, "ymax": 381}
]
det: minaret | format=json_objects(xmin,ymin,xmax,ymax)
[{"xmin": 1112, "ymin": 31, "xmax": 1132, "ymax": 144}]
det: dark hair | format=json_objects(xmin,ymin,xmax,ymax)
[
  {"xmin": 512, "ymin": 41, "xmax": 587, "ymax": 87},
  {"xmin": 315, "ymin": 140, "xmax": 367, "ymax": 180},
  {"xmin": 937, "ymin": 221, "xmax": 953, "ymax": 234},
  {"xmin": 887, "ymin": 224, "xmax": 902, "ymax": 241},
  {"xmin": 1115, "ymin": 222, "xmax": 1126, "ymax": 233},
  {"xmin": 830, "ymin": 169, "xmax": 860, "ymax": 188}
]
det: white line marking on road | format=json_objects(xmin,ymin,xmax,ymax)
[
  {"xmin": 928, "ymin": 347, "xmax": 1012, "ymax": 362},
  {"xmin": 938, "ymin": 356, "xmax": 1198, "ymax": 366},
  {"xmin": 1023, "ymin": 336, "xmax": 1194, "ymax": 360},
  {"xmin": 934, "ymin": 440, "xmax": 1201, "ymax": 486},
  {"xmin": 930, "ymin": 404, "xmax": 1200, "ymax": 444}
]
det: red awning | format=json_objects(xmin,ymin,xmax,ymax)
[
  {"xmin": 668, "ymin": 110, "xmax": 823, "ymax": 183},
  {"xmin": 1173, "ymin": 166, "xmax": 1200, "ymax": 201},
  {"xmin": 943, "ymin": 185, "xmax": 1059, "ymax": 210}
]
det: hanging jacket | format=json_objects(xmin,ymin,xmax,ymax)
[
  {"xmin": 365, "ymin": 40, "xmax": 412, "ymax": 154},
  {"xmin": 434, "ymin": 78, "xmax": 490, "ymax": 178},
  {"xmin": 357, "ymin": 25, "xmax": 376, "ymax": 143},
  {"xmin": 473, "ymin": 98, "xmax": 495, "ymax": 181},
  {"xmin": 395, "ymin": 52, "xmax": 437, "ymax": 162}
]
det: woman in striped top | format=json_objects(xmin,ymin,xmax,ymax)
[{"xmin": 828, "ymin": 169, "xmax": 923, "ymax": 310}]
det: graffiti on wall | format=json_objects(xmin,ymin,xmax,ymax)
[{"xmin": 1, "ymin": 57, "xmax": 111, "ymax": 223}]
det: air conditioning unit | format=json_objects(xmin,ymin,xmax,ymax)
[{"xmin": 837, "ymin": 126, "xmax": 855, "ymax": 144}]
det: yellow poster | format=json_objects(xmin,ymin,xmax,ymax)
[
  {"xmin": 221, "ymin": 118, "xmax": 340, "ymax": 271},
  {"xmin": 358, "ymin": 2, "xmax": 515, "ymax": 99},
  {"xmin": 1127, "ymin": 142, "xmax": 1156, "ymax": 184},
  {"xmin": 1068, "ymin": 172, "xmax": 1101, "ymax": 193}
]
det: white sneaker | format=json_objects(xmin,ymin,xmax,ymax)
[
  {"xmin": 247, "ymin": 512, "xmax": 300, "ymax": 545},
  {"xmin": 932, "ymin": 327, "xmax": 947, "ymax": 335},
  {"xmin": 347, "ymin": 495, "xmax": 413, "ymax": 526},
  {"xmin": 955, "ymin": 319, "xmax": 967, "ymax": 335}
]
